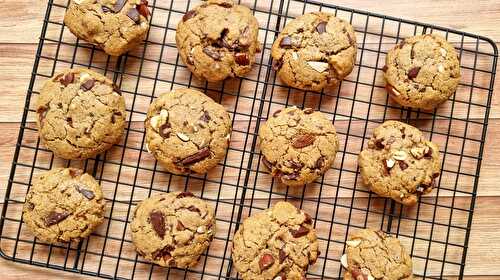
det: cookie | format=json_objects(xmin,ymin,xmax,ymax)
[
  {"xmin": 384, "ymin": 34, "xmax": 461, "ymax": 110},
  {"xmin": 130, "ymin": 192, "xmax": 216, "ymax": 268},
  {"xmin": 232, "ymin": 201, "xmax": 319, "ymax": 280},
  {"xmin": 271, "ymin": 12, "xmax": 357, "ymax": 91},
  {"xmin": 258, "ymin": 107, "xmax": 338, "ymax": 186},
  {"xmin": 144, "ymin": 88, "xmax": 232, "ymax": 174},
  {"xmin": 341, "ymin": 229, "xmax": 413, "ymax": 280},
  {"xmin": 36, "ymin": 68, "xmax": 126, "ymax": 160},
  {"xmin": 64, "ymin": 0, "xmax": 151, "ymax": 56},
  {"xmin": 22, "ymin": 168, "xmax": 105, "ymax": 243},
  {"xmin": 176, "ymin": 0, "xmax": 260, "ymax": 82},
  {"xmin": 358, "ymin": 121, "xmax": 440, "ymax": 206}
]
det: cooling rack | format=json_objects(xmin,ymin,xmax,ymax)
[{"xmin": 0, "ymin": 0, "xmax": 497, "ymax": 279}]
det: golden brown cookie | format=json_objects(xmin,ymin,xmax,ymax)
[
  {"xmin": 176, "ymin": 0, "xmax": 260, "ymax": 82},
  {"xmin": 36, "ymin": 68, "xmax": 126, "ymax": 160},
  {"xmin": 130, "ymin": 192, "xmax": 216, "ymax": 268},
  {"xmin": 358, "ymin": 121, "xmax": 441, "ymax": 205},
  {"xmin": 64, "ymin": 0, "xmax": 151, "ymax": 56},
  {"xmin": 271, "ymin": 12, "xmax": 357, "ymax": 91},
  {"xmin": 232, "ymin": 201, "xmax": 319, "ymax": 280},
  {"xmin": 22, "ymin": 168, "xmax": 105, "ymax": 243},
  {"xmin": 384, "ymin": 34, "xmax": 461, "ymax": 110}
]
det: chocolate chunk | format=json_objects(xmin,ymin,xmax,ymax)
[
  {"xmin": 45, "ymin": 211, "xmax": 70, "ymax": 226},
  {"xmin": 176, "ymin": 220, "xmax": 186, "ymax": 231},
  {"xmin": 280, "ymin": 36, "xmax": 292, "ymax": 48},
  {"xmin": 111, "ymin": 112, "xmax": 122, "ymax": 124},
  {"xmin": 37, "ymin": 106, "xmax": 48, "ymax": 122},
  {"xmin": 382, "ymin": 65, "xmax": 388, "ymax": 72},
  {"xmin": 408, "ymin": 67, "xmax": 421, "ymax": 79},
  {"xmin": 432, "ymin": 172, "xmax": 440, "ymax": 178},
  {"xmin": 102, "ymin": 6, "xmax": 112, "ymax": 13},
  {"xmin": 398, "ymin": 40, "xmax": 406, "ymax": 49},
  {"xmin": 351, "ymin": 267, "xmax": 368, "ymax": 280},
  {"xmin": 183, "ymin": 10, "xmax": 197, "ymax": 22},
  {"xmin": 315, "ymin": 157, "xmax": 325, "ymax": 169},
  {"xmin": 282, "ymin": 172, "xmax": 299, "ymax": 180},
  {"xmin": 153, "ymin": 245, "xmax": 174, "ymax": 261},
  {"xmin": 80, "ymin": 79, "xmax": 95, "ymax": 91},
  {"xmin": 112, "ymin": 0, "xmax": 126, "ymax": 12},
  {"xmin": 259, "ymin": 253, "xmax": 275, "ymax": 270},
  {"xmin": 26, "ymin": 202, "xmax": 35, "ymax": 211},
  {"xmin": 292, "ymin": 134, "xmax": 316, "ymax": 149},
  {"xmin": 288, "ymin": 161, "xmax": 303, "ymax": 170},
  {"xmin": 177, "ymin": 192, "xmax": 194, "ymax": 198},
  {"xmin": 187, "ymin": 206, "xmax": 201, "ymax": 214},
  {"xmin": 76, "ymin": 185, "xmax": 95, "ymax": 200},
  {"xmin": 112, "ymin": 84, "xmax": 122, "ymax": 95},
  {"xmin": 279, "ymin": 249, "xmax": 287, "ymax": 263},
  {"xmin": 200, "ymin": 111, "xmax": 211, "ymax": 122},
  {"xmin": 217, "ymin": 2, "xmax": 233, "ymax": 8},
  {"xmin": 181, "ymin": 147, "xmax": 211, "ymax": 165},
  {"xmin": 303, "ymin": 213, "xmax": 313, "ymax": 224},
  {"xmin": 203, "ymin": 47, "xmax": 221, "ymax": 60},
  {"xmin": 347, "ymin": 33, "xmax": 355, "ymax": 46},
  {"xmin": 272, "ymin": 58, "xmax": 283, "ymax": 71},
  {"xmin": 127, "ymin": 8, "xmax": 140, "ymax": 23},
  {"xmin": 303, "ymin": 108, "xmax": 314, "ymax": 114},
  {"xmin": 272, "ymin": 109, "xmax": 282, "ymax": 117},
  {"xmin": 159, "ymin": 122, "xmax": 171, "ymax": 138},
  {"xmin": 137, "ymin": 0, "xmax": 150, "ymax": 18},
  {"xmin": 316, "ymin": 21, "xmax": 327, "ymax": 34},
  {"xmin": 59, "ymin": 73, "xmax": 74, "ymax": 86},
  {"xmin": 374, "ymin": 139, "xmax": 385, "ymax": 150},
  {"xmin": 149, "ymin": 211, "xmax": 166, "ymax": 239},
  {"xmin": 235, "ymin": 52, "xmax": 250, "ymax": 65},
  {"xmin": 398, "ymin": 161, "xmax": 409, "ymax": 171},
  {"xmin": 290, "ymin": 225, "xmax": 309, "ymax": 238},
  {"xmin": 69, "ymin": 169, "xmax": 83, "ymax": 177},
  {"xmin": 262, "ymin": 157, "xmax": 273, "ymax": 170},
  {"xmin": 424, "ymin": 147, "xmax": 433, "ymax": 158}
]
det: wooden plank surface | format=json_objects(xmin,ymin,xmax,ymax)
[{"xmin": 0, "ymin": 0, "xmax": 499, "ymax": 279}]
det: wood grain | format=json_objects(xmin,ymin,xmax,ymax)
[{"xmin": 0, "ymin": 0, "xmax": 499, "ymax": 279}]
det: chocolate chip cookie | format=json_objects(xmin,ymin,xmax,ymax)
[
  {"xmin": 384, "ymin": 34, "xmax": 461, "ymax": 110},
  {"xmin": 130, "ymin": 192, "xmax": 216, "ymax": 268},
  {"xmin": 232, "ymin": 201, "xmax": 319, "ymax": 280},
  {"xmin": 145, "ymin": 88, "xmax": 232, "ymax": 174},
  {"xmin": 36, "ymin": 68, "xmax": 126, "ymax": 160},
  {"xmin": 271, "ymin": 12, "xmax": 357, "ymax": 91},
  {"xmin": 358, "ymin": 121, "xmax": 441, "ymax": 206},
  {"xmin": 176, "ymin": 0, "xmax": 260, "ymax": 82},
  {"xmin": 341, "ymin": 229, "xmax": 413, "ymax": 280},
  {"xmin": 258, "ymin": 107, "xmax": 338, "ymax": 186},
  {"xmin": 64, "ymin": 0, "xmax": 151, "ymax": 56},
  {"xmin": 22, "ymin": 168, "xmax": 105, "ymax": 243}
]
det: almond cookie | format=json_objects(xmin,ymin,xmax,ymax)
[
  {"xmin": 36, "ymin": 68, "xmax": 126, "ymax": 160},
  {"xmin": 358, "ymin": 121, "xmax": 441, "ymax": 206},
  {"xmin": 271, "ymin": 12, "xmax": 357, "ymax": 91},
  {"xmin": 341, "ymin": 229, "xmax": 413, "ymax": 280},
  {"xmin": 384, "ymin": 34, "xmax": 461, "ymax": 110},
  {"xmin": 22, "ymin": 168, "xmax": 105, "ymax": 243},
  {"xmin": 130, "ymin": 192, "xmax": 216, "ymax": 268},
  {"xmin": 258, "ymin": 107, "xmax": 338, "ymax": 186},
  {"xmin": 176, "ymin": 0, "xmax": 260, "ymax": 82},
  {"xmin": 232, "ymin": 201, "xmax": 319, "ymax": 280},
  {"xmin": 145, "ymin": 88, "xmax": 232, "ymax": 174},
  {"xmin": 64, "ymin": 0, "xmax": 151, "ymax": 56}
]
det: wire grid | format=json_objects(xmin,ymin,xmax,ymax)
[{"xmin": 0, "ymin": 0, "xmax": 497, "ymax": 279}]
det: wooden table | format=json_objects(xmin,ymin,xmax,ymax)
[{"xmin": 0, "ymin": 0, "xmax": 499, "ymax": 279}]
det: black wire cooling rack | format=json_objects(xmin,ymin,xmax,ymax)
[{"xmin": 0, "ymin": 0, "xmax": 497, "ymax": 279}]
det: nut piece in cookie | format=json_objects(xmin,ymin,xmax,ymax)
[
  {"xmin": 384, "ymin": 34, "xmax": 461, "ymax": 110},
  {"xmin": 342, "ymin": 228, "xmax": 413, "ymax": 280},
  {"xmin": 144, "ymin": 88, "xmax": 232, "ymax": 174},
  {"xmin": 36, "ymin": 68, "xmax": 126, "ymax": 160},
  {"xmin": 258, "ymin": 107, "xmax": 339, "ymax": 186},
  {"xmin": 175, "ymin": 0, "xmax": 261, "ymax": 82},
  {"xmin": 64, "ymin": 0, "xmax": 151, "ymax": 56},
  {"xmin": 130, "ymin": 192, "xmax": 216, "ymax": 268},
  {"xmin": 232, "ymin": 201, "xmax": 318, "ymax": 280},
  {"xmin": 271, "ymin": 12, "xmax": 357, "ymax": 91},
  {"xmin": 358, "ymin": 121, "xmax": 441, "ymax": 205},
  {"xmin": 22, "ymin": 168, "xmax": 106, "ymax": 243}
]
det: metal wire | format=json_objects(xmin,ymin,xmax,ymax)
[{"xmin": 0, "ymin": 0, "xmax": 497, "ymax": 279}]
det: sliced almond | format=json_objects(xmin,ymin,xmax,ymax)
[
  {"xmin": 386, "ymin": 158, "xmax": 396, "ymax": 168},
  {"xmin": 410, "ymin": 147, "xmax": 425, "ymax": 159},
  {"xmin": 150, "ymin": 115, "xmax": 162, "ymax": 130},
  {"xmin": 307, "ymin": 61, "xmax": 329, "ymax": 73},
  {"xmin": 438, "ymin": 64, "xmax": 445, "ymax": 73},
  {"xmin": 176, "ymin": 132, "xmax": 190, "ymax": 142},
  {"xmin": 192, "ymin": 124, "xmax": 199, "ymax": 132},
  {"xmin": 292, "ymin": 52, "xmax": 298, "ymax": 60},
  {"xmin": 440, "ymin": 48, "xmax": 447, "ymax": 57},
  {"xmin": 196, "ymin": 226, "xmax": 206, "ymax": 233},
  {"xmin": 367, "ymin": 274, "xmax": 375, "ymax": 280},
  {"xmin": 346, "ymin": 239, "xmax": 361, "ymax": 248},
  {"xmin": 273, "ymin": 277, "xmax": 282, "ymax": 280},
  {"xmin": 74, "ymin": 0, "xmax": 84, "ymax": 4},
  {"xmin": 145, "ymin": 143, "xmax": 151, "ymax": 153},
  {"xmin": 79, "ymin": 72, "xmax": 91, "ymax": 82},
  {"xmin": 160, "ymin": 109, "xmax": 169, "ymax": 119},
  {"xmin": 340, "ymin": 254, "xmax": 348, "ymax": 269},
  {"xmin": 393, "ymin": 150, "xmax": 407, "ymax": 161}
]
